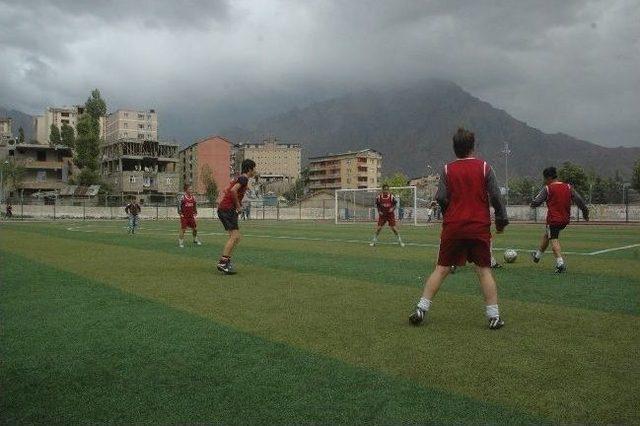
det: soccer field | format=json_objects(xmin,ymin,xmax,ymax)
[{"xmin": 1, "ymin": 219, "xmax": 639, "ymax": 424}]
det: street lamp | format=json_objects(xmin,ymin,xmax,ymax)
[{"xmin": 502, "ymin": 142, "xmax": 511, "ymax": 205}]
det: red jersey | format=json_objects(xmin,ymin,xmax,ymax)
[
  {"xmin": 180, "ymin": 194, "xmax": 197, "ymax": 218},
  {"xmin": 218, "ymin": 175, "xmax": 249, "ymax": 210},
  {"xmin": 441, "ymin": 158, "xmax": 492, "ymax": 241},
  {"xmin": 546, "ymin": 182, "xmax": 572, "ymax": 226},
  {"xmin": 376, "ymin": 193, "xmax": 397, "ymax": 216}
]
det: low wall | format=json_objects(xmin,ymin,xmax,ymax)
[{"xmin": 1, "ymin": 203, "xmax": 638, "ymax": 222}]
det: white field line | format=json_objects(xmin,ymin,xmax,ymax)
[
  {"xmin": 587, "ymin": 243, "xmax": 640, "ymax": 256},
  {"xmin": 61, "ymin": 224, "xmax": 615, "ymax": 256}
]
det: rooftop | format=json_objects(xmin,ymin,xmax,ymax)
[{"xmin": 308, "ymin": 149, "xmax": 382, "ymax": 160}]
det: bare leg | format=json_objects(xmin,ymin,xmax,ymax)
[
  {"xmin": 550, "ymin": 239, "xmax": 562, "ymax": 259},
  {"xmin": 222, "ymin": 230, "xmax": 241, "ymax": 257},
  {"xmin": 539, "ymin": 233, "xmax": 549, "ymax": 253},
  {"xmin": 475, "ymin": 266, "xmax": 498, "ymax": 306},
  {"xmin": 421, "ymin": 265, "xmax": 451, "ymax": 300},
  {"xmin": 179, "ymin": 227, "xmax": 186, "ymax": 239}
]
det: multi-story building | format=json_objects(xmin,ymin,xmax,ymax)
[
  {"xmin": 105, "ymin": 109, "xmax": 158, "ymax": 142},
  {"xmin": 233, "ymin": 137, "xmax": 301, "ymax": 184},
  {"xmin": 101, "ymin": 138, "xmax": 180, "ymax": 199},
  {"xmin": 34, "ymin": 106, "xmax": 106, "ymax": 145},
  {"xmin": 0, "ymin": 117, "xmax": 12, "ymax": 141},
  {"xmin": 6, "ymin": 143, "xmax": 74, "ymax": 196},
  {"xmin": 308, "ymin": 149, "xmax": 382, "ymax": 192},
  {"xmin": 179, "ymin": 136, "xmax": 232, "ymax": 195}
]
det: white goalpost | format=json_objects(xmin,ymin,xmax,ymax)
[{"xmin": 334, "ymin": 186, "xmax": 434, "ymax": 226}]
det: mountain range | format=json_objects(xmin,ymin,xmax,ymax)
[
  {"xmin": 0, "ymin": 107, "xmax": 35, "ymax": 142},
  {"xmin": 226, "ymin": 80, "xmax": 640, "ymax": 179}
]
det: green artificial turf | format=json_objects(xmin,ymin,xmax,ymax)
[{"xmin": 1, "ymin": 219, "xmax": 639, "ymax": 424}]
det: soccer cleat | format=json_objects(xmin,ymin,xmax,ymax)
[
  {"xmin": 555, "ymin": 263, "xmax": 567, "ymax": 274},
  {"xmin": 179, "ymin": 241, "xmax": 184, "ymax": 248},
  {"xmin": 491, "ymin": 262, "xmax": 503, "ymax": 269},
  {"xmin": 409, "ymin": 308, "xmax": 426, "ymax": 325},
  {"xmin": 194, "ymin": 240, "xmax": 202, "ymax": 246},
  {"xmin": 369, "ymin": 241, "xmax": 376, "ymax": 247},
  {"xmin": 450, "ymin": 265, "xmax": 457, "ymax": 274},
  {"xmin": 399, "ymin": 241, "xmax": 405, "ymax": 248},
  {"xmin": 488, "ymin": 316, "xmax": 504, "ymax": 329},
  {"xmin": 531, "ymin": 251, "xmax": 541, "ymax": 263},
  {"xmin": 217, "ymin": 261, "xmax": 236, "ymax": 275}
]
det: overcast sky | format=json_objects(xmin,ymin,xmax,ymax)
[{"xmin": 1, "ymin": 0, "xmax": 638, "ymax": 147}]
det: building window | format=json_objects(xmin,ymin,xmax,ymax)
[
  {"xmin": 147, "ymin": 124, "xmax": 151, "ymax": 129},
  {"xmin": 166, "ymin": 177, "xmax": 172, "ymax": 185},
  {"xmin": 124, "ymin": 112, "xmax": 129, "ymax": 117},
  {"xmin": 138, "ymin": 124, "xmax": 144, "ymax": 129},
  {"xmin": 37, "ymin": 171, "xmax": 47, "ymax": 181},
  {"xmin": 129, "ymin": 176, "xmax": 136, "ymax": 183},
  {"xmin": 123, "ymin": 122, "xmax": 128, "ymax": 128},
  {"xmin": 147, "ymin": 114, "xmax": 151, "ymax": 120},
  {"xmin": 138, "ymin": 133, "xmax": 144, "ymax": 139},
  {"xmin": 138, "ymin": 114, "xmax": 144, "ymax": 120},
  {"xmin": 37, "ymin": 151, "xmax": 46, "ymax": 161}
]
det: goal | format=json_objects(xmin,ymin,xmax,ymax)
[{"xmin": 334, "ymin": 186, "xmax": 435, "ymax": 225}]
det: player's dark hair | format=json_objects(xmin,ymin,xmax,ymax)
[
  {"xmin": 241, "ymin": 159, "xmax": 256, "ymax": 173},
  {"xmin": 183, "ymin": 183, "xmax": 190, "ymax": 191},
  {"xmin": 452, "ymin": 128, "xmax": 475, "ymax": 158},
  {"xmin": 543, "ymin": 167, "xmax": 557, "ymax": 180},
  {"xmin": 382, "ymin": 183, "xmax": 389, "ymax": 190}
]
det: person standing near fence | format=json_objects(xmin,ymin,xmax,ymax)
[{"xmin": 125, "ymin": 198, "xmax": 141, "ymax": 234}]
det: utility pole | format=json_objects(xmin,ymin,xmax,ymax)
[{"xmin": 502, "ymin": 142, "xmax": 511, "ymax": 205}]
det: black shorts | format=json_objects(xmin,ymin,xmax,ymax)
[
  {"xmin": 546, "ymin": 224, "xmax": 567, "ymax": 239},
  {"xmin": 218, "ymin": 209, "xmax": 239, "ymax": 231}
]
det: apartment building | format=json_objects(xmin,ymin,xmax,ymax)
[
  {"xmin": 308, "ymin": 149, "xmax": 382, "ymax": 192},
  {"xmin": 234, "ymin": 137, "xmax": 301, "ymax": 184},
  {"xmin": 105, "ymin": 109, "xmax": 158, "ymax": 142},
  {"xmin": 179, "ymin": 136, "xmax": 232, "ymax": 195},
  {"xmin": 34, "ymin": 106, "xmax": 106, "ymax": 144},
  {"xmin": 6, "ymin": 143, "xmax": 74, "ymax": 196},
  {"xmin": 0, "ymin": 117, "xmax": 11, "ymax": 141}
]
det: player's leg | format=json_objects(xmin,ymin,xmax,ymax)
[
  {"xmin": 409, "ymin": 265, "xmax": 450, "ymax": 324},
  {"xmin": 217, "ymin": 210, "xmax": 240, "ymax": 274},
  {"xmin": 127, "ymin": 215, "xmax": 133, "ymax": 233},
  {"xmin": 134, "ymin": 216, "xmax": 139, "ymax": 233},
  {"xmin": 532, "ymin": 228, "xmax": 549, "ymax": 263},
  {"xmin": 370, "ymin": 222, "xmax": 383, "ymax": 246},
  {"xmin": 192, "ymin": 226, "xmax": 201, "ymax": 245},
  {"xmin": 178, "ymin": 219, "xmax": 186, "ymax": 247},
  {"xmin": 490, "ymin": 239, "xmax": 501, "ymax": 268},
  {"xmin": 389, "ymin": 224, "xmax": 404, "ymax": 247},
  {"xmin": 550, "ymin": 226, "xmax": 566, "ymax": 272},
  {"xmin": 475, "ymin": 266, "xmax": 504, "ymax": 329}
]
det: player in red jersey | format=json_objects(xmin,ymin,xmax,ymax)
[
  {"xmin": 530, "ymin": 166, "xmax": 589, "ymax": 273},
  {"xmin": 409, "ymin": 128, "xmax": 509, "ymax": 329},
  {"xmin": 370, "ymin": 184, "xmax": 405, "ymax": 247},
  {"xmin": 178, "ymin": 183, "xmax": 201, "ymax": 248},
  {"xmin": 216, "ymin": 159, "xmax": 256, "ymax": 274}
]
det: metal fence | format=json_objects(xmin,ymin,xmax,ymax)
[{"xmin": 1, "ymin": 195, "xmax": 639, "ymax": 223}]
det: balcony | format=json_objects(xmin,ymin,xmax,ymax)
[
  {"xmin": 22, "ymin": 160, "xmax": 65, "ymax": 170},
  {"xmin": 20, "ymin": 179, "xmax": 65, "ymax": 190}
]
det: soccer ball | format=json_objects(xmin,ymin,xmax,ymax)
[{"xmin": 504, "ymin": 249, "xmax": 518, "ymax": 263}]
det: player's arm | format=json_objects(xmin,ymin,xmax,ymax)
[
  {"xmin": 391, "ymin": 196, "xmax": 398, "ymax": 212},
  {"xmin": 434, "ymin": 169, "xmax": 449, "ymax": 212},
  {"xmin": 571, "ymin": 188, "xmax": 589, "ymax": 221},
  {"xmin": 230, "ymin": 176, "xmax": 249, "ymax": 212},
  {"xmin": 530, "ymin": 187, "xmax": 548, "ymax": 208},
  {"xmin": 177, "ymin": 195, "xmax": 183, "ymax": 216},
  {"xmin": 125, "ymin": 204, "xmax": 130, "ymax": 215},
  {"xmin": 193, "ymin": 199, "xmax": 198, "ymax": 216},
  {"xmin": 486, "ymin": 168, "xmax": 509, "ymax": 231}
]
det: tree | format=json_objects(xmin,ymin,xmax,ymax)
[
  {"xmin": 60, "ymin": 123, "xmax": 75, "ymax": 148},
  {"xmin": 382, "ymin": 171, "xmax": 411, "ymax": 203},
  {"xmin": 1, "ymin": 159, "xmax": 26, "ymax": 197},
  {"xmin": 200, "ymin": 164, "xmax": 218, "ymax": 206},
  {"xmin": 18, "ymin": 127, "xmax": 24, "ymax": 144},
  {"xmin": 508, "ymin": 177, "xmax": 537, "ymax": 204},
  {"xmin": 283, "ymin": 167, "xmax": 310, "ymax": 202},
  {"xmin": 85, "ymin": 89, "xmax": 107, "ymax": 120},
  {"xmin": 77, "ymin": 168, "xmax": 101, "ymax": 186},
  {"xmin": 632, "ymin": 159, "xmax": 640, "ymax": 193},
  {"xmin": 49, "ymin": 124, "xmax": 62, "ymax": 146},
  {"xmin": 558, "ymin": 162, "xmax": 589, "ymax": 196}
]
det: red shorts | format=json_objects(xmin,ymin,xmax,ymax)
[
  {"xmin": 180, "ymin": 215, "xmax": 197, "ymax": 230},
  {"xmin": 377, "ymin": 214, "xmax": 396, "ymax": 227},
  {"xmin": 437, "ymin": 238, "xmax": 491, "ymax": 267}
]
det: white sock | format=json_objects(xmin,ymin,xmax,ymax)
[
  {"xmin": 372, "ymin": 235, "xmax": 378, "ymax": 242},
  {"xmin": 417, "ymin": 297, "xmax": 431, "ymax": 312},
  {"xmin": 179, "ymin": 239, "xmax": 184, "ymax": 245},
  {"xmin": 491, "ymin": 257, "xmax": 498, "ymax": 266},
  {"xmin": 486, "ymin": 304, "xmax": 500, "ymax": 318},
  {"xmin": 397, "ymin": 235, "xmax": 402, "ymax": 242},
  {"xmin": 534, "ymin": 250, "xmax": 542, "ymax": 259},
  {"xmin": 556, "ymin": 257, "xmax": 564, "ymax": 266}
]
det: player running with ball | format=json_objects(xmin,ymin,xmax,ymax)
[
  {"xmin": 370, "ymin": 184, "xmax": 405, "ymax": 247},
  {"xmin": 178, "ymin": 183, "xmax": 201, "ymax": 248},
  {"xmin": 409, "ymin": 128, "xmax": 509, "ymax": 329},
  {"xmin": 530, "ymin": 166, "xmax": 589, "ymax": 273}
]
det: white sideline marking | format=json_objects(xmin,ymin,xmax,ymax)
[
  {"xmin": 587, "ymin": 243, "xmax": 640, "ymax": 255},
  {"xmin": 63, "ymin": 224, "xmax": 612, "ymax": 256}
]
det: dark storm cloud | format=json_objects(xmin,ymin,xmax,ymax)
[{"xmin": 0, "ymin": 0, "xmax": 638, "ymax": 147}]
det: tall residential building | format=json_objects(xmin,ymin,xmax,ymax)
[
  {"xmin": 6, "ymin": 143, "xmax": 74, "ymax": 196},
  {"xmin": 308, "ymin": 149, "xmax": 382, "ymax": 192},
  {"xmin": 234, "ymin": 137, "xmax": 301, "ymax": 184},
  {"xmin": 0, "ymin": 117, "xmax": 12, "ymax": 141},
  {"xmin": 179, "ymin": 136, "xmax": 232, "ymax": 195},
  {"xmin": 34, "ymin": 106, "xmax": 106, "ymax": 145},
  {"xmin": 105, "ymin": 109, "xmax": 158, "ymax": 142}
]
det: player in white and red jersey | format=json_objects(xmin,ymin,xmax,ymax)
[
  {"xmin": 178, "ymin": 183, "xmax": 201, "ymax": 248},
  {"xmin": 370, "ymin": 184, "xmax": 404, "ymax": 247}
]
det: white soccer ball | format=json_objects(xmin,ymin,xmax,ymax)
[{"xmin": 504, "ymin": 249, "xmax": 518, "ymax": 263}]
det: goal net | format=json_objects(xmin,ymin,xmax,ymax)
[{"xmin": 334, "ymin": 186, "xmax": 435, "ymax": 225}]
